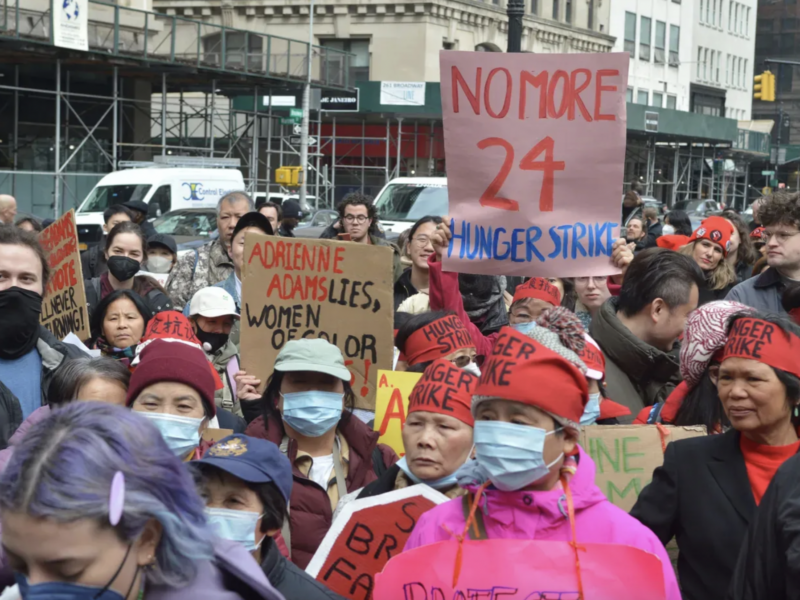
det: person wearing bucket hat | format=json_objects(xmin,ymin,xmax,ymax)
[
  {"xmin": 402, "ymin": 326, "xmax": 681, "ymax": 600},
  {"xmin": 356, "ymin": 359, "xmax": 478, "ymax": 502},
  {"xmin": 632, "ymin": 311, "xmax": 800, "ymax": 600},
  {"xmin": 238, "ymin": 338, "xmax": 398, "ymax": 569},
  {"xmin": 634, "ymin": 300, "xmax": 754, "ymax": 430},
  {"xmin": 127, "ymin": 339, "xmax": 217, "ymax": 461},
  {"xmin": 189, "ymin": 286, "xmax": 242, "ymax": 417},
  {"xmin": 679, "ymin": 216, "xmax": 738, "ymax": 305},
  {"xmin": 192, "ymin": 435, "xmax": 346, "ymax": 600}
]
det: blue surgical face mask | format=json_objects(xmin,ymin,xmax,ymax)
[
  {"xmin": 396, "ymin": 455, "xmax": 469, "ymax": 491},
  {"xmin": 16, "ymin": 544, "xmax": 136, "ymax": 600},
  {"xmin": 581, "ymin": 393, "xmax": 602, "ymax": 426},
  {"xmin": 473, "ymin": 421, "xmax": 563, "ymax": 492},
  {"xmin": 205, "ymin": 507, "xmax": 265, "ymax": 552},
  {"xmin": 280, "ymin": 391, "xmax": 343, "ymax": 437},
  {"xmin": 139, "ymin": 412, "xmax": 203, "ymax": 457},
  {"xmin": 510, "ymin": 321, "xmax": 536, "ymax": 335}
]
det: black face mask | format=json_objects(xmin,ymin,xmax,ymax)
[
  {"xmin": 196, "ymin": 328, "xmax": 229, "ymax": 354},
  {"xmin": 107, "ymin": 255, "xmax": 141, "ymax": 281},
  {"xmin": 0, "ymin": 287, "xmax": 43, "ymax": 359}
]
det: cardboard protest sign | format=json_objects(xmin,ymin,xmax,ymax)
[
  {"xmin": 240, "ymin": 234, "xmax": 394, "ymax": 410},
  {"xmin": 581, "ymin": 424, "xmax": 706, "ymax": 512},
  {"xmin": 375, "ymin": 539, "xmax": 667, "ymax": 600},
  {"xmin": 440, "ymin": 51, "xmax": 629, "ymax": 278},
  {"xmin": 306, "ymin": 485, "xmax": 449, "ymax": 600},
  {"xmin": 38, "ymin": 209, "xmax": 89, "ymax": 340},
  {"xmin": 374, "ymin": 370, "xmax": 422, "ymax": 457}
]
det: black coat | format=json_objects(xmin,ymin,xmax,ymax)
[
  {"xmin": 729, "ymin": 453, "xmax": 800, "ymax": 600},
  {"xmin": 630, "ymin": 430, "xmax": 757, "ymax": 600},
  {"xmin": 0, "ymin": 379, "xmax": 22, "ymax": 450},
  {"xmin": 393, "ymin": 269, "xmax": 417, "ymax": 311},
  {"xmin": 260, "ymin": 539, "xmax": 346, "ymax": 600},
  {"xmin": 357, "ymin": 463, "xmax": 402, "ymax": 499},
  {"xmin": 631, "ymin": 430, "xmax": 756, "ymax": 600}
]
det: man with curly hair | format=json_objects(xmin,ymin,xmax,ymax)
[{"xmin": 727, "ymin": 191, "xmax": 800, "ymax": 312}]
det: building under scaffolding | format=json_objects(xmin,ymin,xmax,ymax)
[{"xmin": 0, "ymin": 0, "xmax": 353, "ymax": 216}]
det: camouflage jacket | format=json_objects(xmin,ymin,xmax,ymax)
[{"xmin": 166, "ymin": 239, "xmax": 233, "ymax": 310}]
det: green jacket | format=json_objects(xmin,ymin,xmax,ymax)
[{"xmin": 370, "ymin": 234, "xmax": 404, "ymax": 283}]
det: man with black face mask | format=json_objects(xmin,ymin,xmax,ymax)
[
  {"xmin": 188, "ymin": 286, "xmax": 241, "ymax": 418},
  {"xmin": 0, "ymin": 227, "xmax": 83, "ymax": 447}
]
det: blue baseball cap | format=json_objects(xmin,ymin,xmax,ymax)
[{"xmin": 195, "ymin": 435, "xmax": 293, "ymax": 502}]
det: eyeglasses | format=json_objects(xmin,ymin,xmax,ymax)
[
  {"xmin": 574, "ymin": 276, "xmax": 608, "ymax": 284},
  {"xmin": 344, "ymin": 215, "xmax": 369, "ymax": 224},
  {"xmin": 763, "ymin": 229, "xmax": 800, "ymax": 244},
  {"xmin": 411, "ymin": 234, "xmax": 433, "ymax": 248},
  {"xmin": 451, "ymin": 354, "xmax": 482, "ymax": 368}
]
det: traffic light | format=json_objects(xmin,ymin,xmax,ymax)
[{"xmin": 754, "ymin": 70, "xmax": 776, "ymax": 102}]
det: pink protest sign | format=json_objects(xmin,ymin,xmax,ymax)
[
  {"xmin": 440, "ymin": 51, "xmax": 629, "ymax": 278},
  {"xmin": 374, "ymin": 539, "xmax": 667, "ymax": 600}
]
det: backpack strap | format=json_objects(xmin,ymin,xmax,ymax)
[{"xmin": 461, "ymin": 493, "xmax": 488, "ymax": 540}]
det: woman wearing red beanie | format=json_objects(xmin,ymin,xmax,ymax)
[
  {"xmin": 127, "ymin": 338, "xmax": 218, "ymax": 460},
  {"xmin": 403, "ymin": 326, "xmax": 681, "ymax": 600},
  {"xmin": 680, "ymin": 216, "xmax": 738, "ymax": 305}
]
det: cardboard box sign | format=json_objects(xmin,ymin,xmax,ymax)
[
  {"xmin": 373, "ymin": 370, "xmax": 422, "ymax": 457},
  {"xmin": 375, "ymin": 539, "xmax": 667, "ymax": 600},
  {"xmin": 580, "ymin": 424, "xmax": 707, "ymax": 512},
  {"xmin": 305, "ymin": 485, "xmax": 449, "ymax": 600},
  {"xmin": 38, "ymin": 209, "xmax": 90, "ymax": 341},
  {"xmin": 239, "ymin": 234, "xmax": 394, "ymax": 410}
]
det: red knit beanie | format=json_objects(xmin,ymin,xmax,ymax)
[
  {"xmin": 408, "ymin": 359, "xmax": 477, "ymax": 427},
  {"xmin": 473, "ymin": 327, "xmax": 588, "ymax": 425},
  {"xmin": 512, "ymin": 277, "xmax": 561, "ymax": 307},
  {"xmin": 126, "ymin": 339, "xmax": 217, "ymax": 417},
  {"xmin": 688, "ymin": 216, "xmax": 735, "ymax": 256}
]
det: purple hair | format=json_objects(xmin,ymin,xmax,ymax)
[{"xmin": 0, "ymin": 402, "xmax": 214, "ymax": 587}]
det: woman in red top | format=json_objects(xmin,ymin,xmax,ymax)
[{"xmin": 631, "ymin": 311, "xmax": 800, "ymax": 600}]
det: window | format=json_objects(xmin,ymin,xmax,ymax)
[
  {"xmin": 565, "ymin": 0, "xmax": 572, "ymax": 22},
  {"xmin": 652, "ymin": 92, "xmax": 664, "ymax": 107},
  {"xmin": 625, "ymin": 12, "xmax": 636, "ymax": 55},
  {"xmin": 669, "ymin": 25, "xmax": 680, "ymax": 66},
  {"xmin": 640, "ymin": 17, "xmax": 652, "ymax": 61},
  {"xmin": 202, "ymin": 32, "xmax": 263, "ymax": 70},
  {"xmin": 531, "ymin": 0, "xmax": 538, "ymax": 14},
  {"xmin": 637, "ymin": 89, "xmax": 649, "ymax": 104},
  {"xmin": 553, "ymin": 0, "xmax": 560, "ymax": 20},
  {"xmin": 704, "ymin": 48, "xmax": 709, "ymax": 79},
  {"xmin": 712, "ymin": 0, "xmax": 717, "ymax": 26},
  {"xmin": 729, "ymin": 0, "xmax": 734, "ymax": 30},
  {"xmin": 442, "ymin": 40, "xmax": 456, "ymax": 50},
  {"xmin": 697, "ymin": 47, "xmax": 703, "ymax": 78},
  {"xmin": 667, "ymin": 95, "xmax": 677, "ymax": 109},
  {"xmin": 320, "ymin": 39, "xmax": 370, "ymax": 83},
  {"xmin": 726, "ymin": 54, "xmax": 730, "ymax": 84},
  {"xmin": 627, "ymin": 87, "xmax": 634, "ymax": 103},
  {"xmin": 716, "ymin": 51, "xmax": 721, "ymax": 81},
  {"xmin": 705, "ymin": 0, "xmax": 711, "ymax": 24},
  {"xmin": 588, "ymin": 0, "xmax": 594, "ymax": 28},
  {"xmin": 655, "ymin": 21, "xmax": 666, "ymax": 63},
  {"xmin": 746, "ymin": 7, "xmax": 751, "ymax": 35},
  {"xmin": 744, "ymin": 59, "xmax": 748, "ymax": 87},
  {"xmin": 149, "ymin": 185, "xmax": 171, "ymax": 218},
  {"xmin": 700, "ymin": 0, "xmax": 706, "ymax": 22}
]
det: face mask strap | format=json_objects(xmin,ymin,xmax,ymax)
[{"xmin": 92, "ymin": 543, "xmax": 134, "ymax": 600}]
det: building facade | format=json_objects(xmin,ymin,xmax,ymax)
[
  {"xmin": 690, "ymin": 0, "xmax": 757, "ymax": 120},
  {"xmin": 609, "ymin": 0, "xmax": 694, "ymax": 111},
  {"xmin": 154, "ymin": 0, "xmax": 616, "ymax": 83}
]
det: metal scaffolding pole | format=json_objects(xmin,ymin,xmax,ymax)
[
  {"xmin": 12, "ymin": 65, "xmax": 18, "ymax": 196},
  {"xmin": 251, "ymin": 87, "xmax": 259, "ymax": 192},
  {"xmin": 361, "ymin": 119, "xmax": 365, "ymax": 193},
  {"xmin": 385, "ymin": 119, "xmax": 390, "ymax": 183},
  {"xmin": 315, "ymin": 109, "xmax": 321, "ymax": 209},
  {"xmin": 112, "ymin": 67, "xmax": 118, "ymax": 171},
  {"xmin": 332, "ymin": 116, "xmax": 336, "ymax": 202},
  {"xmin": 671, "ymin": 146, "xmax": 679, "ymax": 207},
  {"xmin": 396, "ymin": 117, "xmax": 403, "ymax": 179},
  {"xmin": 266, "ymin": 90, "xmax": 273, "ymax": 190},
  {"xmin": 210, "ymin": 80, "xmax": 216, "ymax": 156},
  {"xmin": 161, "ymin": 73, "xmax": 167, "ymax": 156},
  {"xmin": 54, "ymin": 60, "xmax": 61, "ymax": 218}
]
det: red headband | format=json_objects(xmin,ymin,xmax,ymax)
[
  {"xmin": 512, "ymin": 277, "xmax": 561, "ymax": 306},
  {"xmin": 408, "ymin": 359, "xmax": 476, "ymax": 426},
  {"xmin": 404, "ymin": 315, "xmax": 474, "ymax": 366},
  {"xmin": 723, "ymin": 317, "xmax": 800, "ymax": 379}
]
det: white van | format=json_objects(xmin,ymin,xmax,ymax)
[
  {"xmin": 76, "ymin": 166, "xmax": 245, "ymax": 246},
  {"xmin": 372, "ymin": 177, "xmax": 448, "ymax": 235}
]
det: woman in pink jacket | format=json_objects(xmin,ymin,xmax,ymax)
[{"xmin": 404, "ymin": 325, "xmax": 681, "ymax": 600}]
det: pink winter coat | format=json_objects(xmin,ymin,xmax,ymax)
[{"xmin": 404, "ymin": 446, "xmax": 681, "ymax": 600}]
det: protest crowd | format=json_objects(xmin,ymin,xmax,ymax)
[{"xmin": 4, "ymin": 63, "xmax": 800, "ymax": 600}]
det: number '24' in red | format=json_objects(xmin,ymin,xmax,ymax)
[{"xmin": 477, "ymin": 136, "xmax": 565, "ymax": 212}]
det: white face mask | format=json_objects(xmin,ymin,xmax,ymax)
[
  {"xmin": 146, "ymin": 255, "xmax": 173, "ymax": 274},
  {"xmin": 462, "ymin": 361, "xmax": 481, "ymax": 377},
  {"xmin": 662, "ymin": 224, "xmax": 675, "ymax": 236}
]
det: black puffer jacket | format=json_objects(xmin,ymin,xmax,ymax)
[
  {"xmin": 728, "ymin": 453, "xmax": 800, "ymax": 600},
  {"xmin": 260, "ymin": 539, "xmax": 346, "ymax": 600}
]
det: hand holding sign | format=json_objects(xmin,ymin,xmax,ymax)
[{"xmin": 430, "ymin": 217, "xmax": 452, "ymax": 263}]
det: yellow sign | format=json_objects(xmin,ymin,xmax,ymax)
[{"xmin": 373, "ymin": 370, "xmax": 421, "ymax": 457}]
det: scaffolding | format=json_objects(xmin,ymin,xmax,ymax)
[{"xmin": 0, "ymin": 0, "xmax": 354, "ymax": 216}]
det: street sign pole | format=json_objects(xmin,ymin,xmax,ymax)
[{"xmin": 299, "ymin": 0, "xmax": 314, "ymax": 212}]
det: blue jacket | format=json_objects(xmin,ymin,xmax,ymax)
[{"xmin": 725, "ymin": 267, "xmax": 786, "ymax": 313}]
